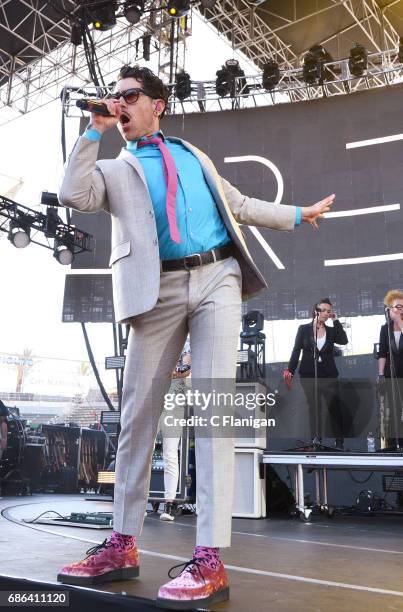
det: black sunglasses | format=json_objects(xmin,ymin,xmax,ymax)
[{"xmin": 108, "ymin": 87, "xmax": 151, "ymax": 104}]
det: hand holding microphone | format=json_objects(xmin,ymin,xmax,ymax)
[{"xmin": 77, "ymin": 97, "xmax": 122, "ymax": 134}]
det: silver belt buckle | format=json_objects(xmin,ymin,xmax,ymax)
[{"xmin": 184, "ymin": 253, "xmax": 202, "ymax": 270}]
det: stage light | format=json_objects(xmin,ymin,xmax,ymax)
[
  {"xmin": 215, "ymin": 59, "xmax": 248, "ymax": 98},
  {"xmin": 124, "ymin": 1, "xmax": 144, "ymax": 25},
  {"xmin": 40, "ymin": 191, "xmax": 59, "ymax": 207},
  {"xmin": 91, "ymin": 2, "xmax": 117, "ymax": 31},
  {"xmin": 54, "ymin": 238, "xmax": 74, "ymax": 266},
  {"xmin": 303, "ymin": 45, "xmax": 333, "ymax": 85},
  {"xmin": 348, "ymin": 43, "xmax": 367, "ymax": 77},
  {"xmin": 8, "ymin": 220, "xmax": 30, "ymax": 249},
  {"xmin": 45, "ymin": 207, "xmax": 60, "ymax": 238},
  {"xmin": 242, "ymin": 310, "xmax": 264, "ymax": 335},
  {"xmin": 262, "ymin": 60, "xmax": 280, "ymax": 90},
  {"xmin": 303, "ymin": 50, "xmax": 320, "ymax": 85},
  {"xmin": 216, "ymin": 65, "xmax": 232, "ymax": 97},
  {"xmin": 167, "ymin": 0, "xmax": 190, "ymax": 17},
  {"xmin": 175, "ymin": 71, "xmax": 192, "ymax": 100},
  {"xmin": 70, "ymin": 23, "xmax": 82, "ymax": 46}
]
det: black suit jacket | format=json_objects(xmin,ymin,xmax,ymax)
[
  {"xmin": 378, "ymin": 323, "xmax": 403, "ymax": 378},
  {"xmin": 288, "ymin": 320, "xmax": 348, "ymax": 378}
]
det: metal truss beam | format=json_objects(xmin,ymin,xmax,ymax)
[
  {"xmin": 62, "ymin": 49, "xmax": 403, "ymax": 117},
  {"xmin": 199, "ymin": 0, "xmax": 298, "ymax": 69},
  {"xmin": 0, "ymin": 194, "xmax": 92, "ymax": 256},
  {"xmin": 336, "ymin": 0, "xmax": 400, "ymax": 53},
  {"xmin": 0, "ymin": 1, "xmax": 190, "ymax": 125},
  {"xmin": 1, "ymin": 0, "xmax": 403, "ymax": 125},
  {"xmin": 0, "ymin": 17, "xmax": 156, "ymax": 124}
]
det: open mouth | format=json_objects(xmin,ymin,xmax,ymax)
[{"xmin": 120, "ymin": 113, "xmax": 130, "ymax": 125}]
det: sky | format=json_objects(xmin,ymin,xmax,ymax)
[{"xmin": 0, "ymin": 11, "xmax": 384, "ymax": 395}]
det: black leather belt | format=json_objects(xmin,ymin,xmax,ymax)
[{"xmin": 161, "ymin": 244, "xmax": 233, "ymax": 272}]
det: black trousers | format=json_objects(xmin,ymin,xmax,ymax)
[
  {"xmin": 300, "ymin": 377, "xmax": 344, "ymax": 439},
  {"xmin": 383, "ymin": 378, "xmax": 403, "ymax": 445}
]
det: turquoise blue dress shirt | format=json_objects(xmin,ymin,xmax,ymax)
[{"xmin": 84, "ymin": 127, "xmax": 301, "ymax": 259}]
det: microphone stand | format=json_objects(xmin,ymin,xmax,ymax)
[
  {"xmin": 290, "ymin": 312, "xmax": 337, "ymax": 452},
  {"xmin": 312, "ymin": 311, "xmax": 321, "ymax": 448},
  {"xmin": 311, "ymin": 313, "xmax": 336, "ymax": 451},
  {"xmin": 385, "ymin": 309, "xmax": 400, "ymax": 451}
]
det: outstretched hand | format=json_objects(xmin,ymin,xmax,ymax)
[{"xmin": 301, "ymin": 194, "xmax": 335, "ymax": 229}]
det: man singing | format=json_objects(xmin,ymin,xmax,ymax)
[{"xmin": 57, "ymin": 65, "xmax": 334, "ymax": 609}]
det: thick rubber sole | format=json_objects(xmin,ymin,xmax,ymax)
[
  {"xmin": 57, "ymin": 565, "xmax": 139, "ymax": 586},
  {"xmin": 156, "ymin": 585, "xmax": 229, "ymax": 610}
]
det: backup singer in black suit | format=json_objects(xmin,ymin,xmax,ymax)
[
  {"xmin": 284, "ymin": 298, "xmax": 348, "ymax": 443},
  {"xmin": 377, "ymin": 290, "xmax": 403, "ymax": 443}
]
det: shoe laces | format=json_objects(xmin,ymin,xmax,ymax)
[
  {"xmin": 85, "ymin": 538, "xmax": 113, "ymax": 559},
  {"xmin": 168, "ymin": 558, "xmax": 206, "ymax": 583}
]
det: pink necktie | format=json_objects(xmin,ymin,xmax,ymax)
[{"xmin": 137, "ymin": 135, "xmax": 180, "ymax": 244}]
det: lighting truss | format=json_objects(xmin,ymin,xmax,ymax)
[
  {"xmin": 1, "ymin": 0, "xmax": 403, "ymax": 125},
  {"xmin": 199, "ymin": 0, "xmax": 298, "ymax": 69},
  {"xmin": 62, "ymin": 47, "xmax": 403, "ymax": 116},
  {"xmin": 332, "ymin": 0, "xmax": 400, "ymax": 55},
  {"xmin": 0, "ymin": 1, "xmax": 191, "ymax": 126},
  {"xmin": 0, "ymin": 194, "xmax": 92, "ymax": 258}
]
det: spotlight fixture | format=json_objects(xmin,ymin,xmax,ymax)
[
  {"xmin": 1, "ymin": 195, "xmax": 92, "ymax": 261},
  {"xmin": 262, "ymin": 60, "xmax": 280, "ymax": 90},
  {"xmin": 45, "ymin": 207, "xmax": 61, "ymax": 238},
  {"xmin": 175, "ymin": 71, "xmax": 192, "ymax": 100},
  {"xmin": 123, "ymin": 1, "xmax": 144, "ymax": 25},
  {"xmin": 167, "ymin": 0, "xmax": 190, "ymax": 17},
  {"xmin": 242, "ymin": 310, "xmax": 264, "ymax": 335},
  {"xmin": 54, "ymin": 238, "xmax": 74, "ymax": 266},
  {"xmin": 40, "ymin": 191, "xmax": 59, "ymax": 207},
  {"xmin": 348, "ymin": 43, "xmax": 367, "ymax": 77},
  {"xmin": 215, "ymin": 59, "xmax": 248, "ymax": 98},
  {"xmin": 302, "ymin": 45, "xmax": 333, "ymax": 85},
  {"xmin": 8, "ymin": 220, "xmax": 30, "ymax": 249},
  {"xmin": 91, "ymin": 1, "xmax": 117, "ymax": 31},
  {"xmin": 215, "ymin": 65, "xmax": 232, "ymax": 97},
  {"xmin": 70, "ymin": 23, "xmax": 82, "ymax": 46}
]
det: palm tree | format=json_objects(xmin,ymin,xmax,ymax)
[{"xmin": 15, "ymin": 347, "xmax": 33, "ymax": 393}]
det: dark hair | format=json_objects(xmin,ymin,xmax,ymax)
[
  {"xmin": 311, "ymin": 297, "xmax": 332, "ymax": 319},
  {"xmin": 117, "ymin": 65, "xmax": 169, "ymax": 117}
]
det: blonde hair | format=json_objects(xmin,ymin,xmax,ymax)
[{"xmin": 384, "ymin": 290, "xmax": 403, "ymax": 307}]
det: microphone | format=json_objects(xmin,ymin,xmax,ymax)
[
  {"xmin": 76, "ymin": 99, "xmax": 112, "ymax": 116},
  {"xmin": 384, "ymin": 306, "xmax": 390, "ymax": 311}
]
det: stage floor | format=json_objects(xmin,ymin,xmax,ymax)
[{"xmin": 1, "ymin": 494, "xmax": 403, "ymax": 611}]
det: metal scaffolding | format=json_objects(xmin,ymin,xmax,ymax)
[
  {"xmin": 1, "ymin": 0, "xmax": 403, "ymax": 124},
  {"xmin": 62, "ymin": 48, "xmax": 403, "ymax": 117}
]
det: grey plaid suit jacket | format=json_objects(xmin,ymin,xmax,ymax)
[{"xmin": 59, "ymin": 135, "xmax": 297, "ymax": 323}]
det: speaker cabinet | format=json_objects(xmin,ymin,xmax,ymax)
[{"xmin": 233, "ymin": 448, "xmax": 266, "ymax": 518}]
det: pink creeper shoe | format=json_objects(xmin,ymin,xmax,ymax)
[
  {"xmin": 156, "ymin": 558, "xmax": 229, "ymax": 609},
  {"xmin": 57, "ymin": 539, "xmax": 139, "ymax": 586}
]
